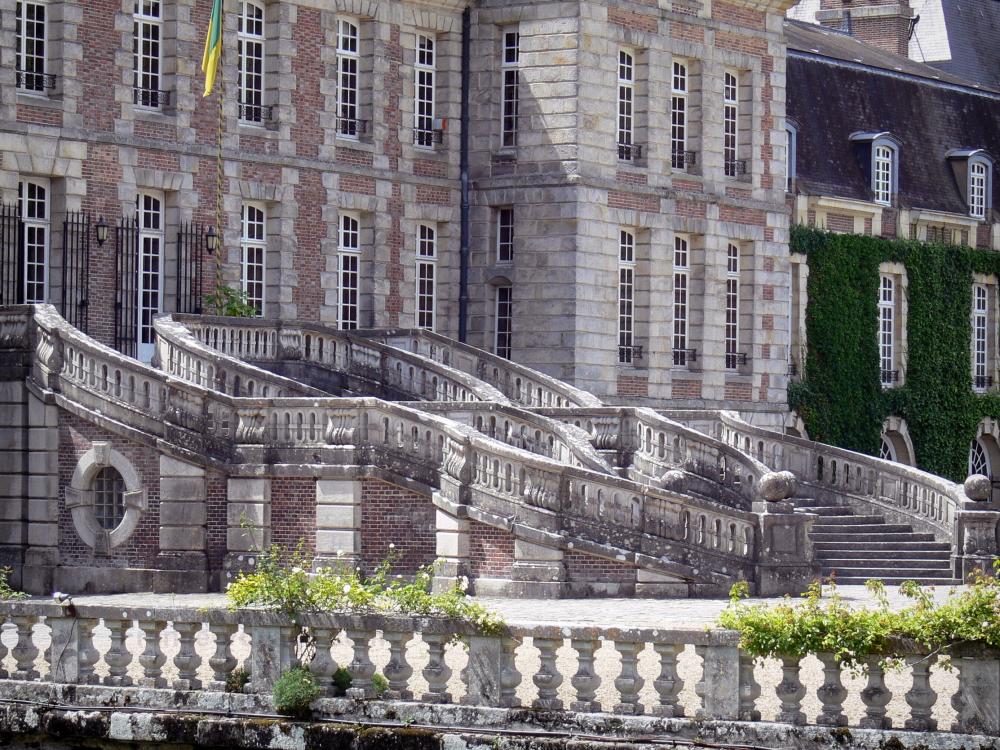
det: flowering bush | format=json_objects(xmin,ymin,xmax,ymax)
[
  {"xmin": 0, "ymin": 567, "xmax": 25, "ymax": 601},
  {"xmin": 718, "ymin": 562, "xmax": 1000, "ymax": 669},
  {"xmin": 226, "ymin": 543, "xmax": 505, "ymax": 636}
]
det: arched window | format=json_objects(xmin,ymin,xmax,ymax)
[
  {"xmin": 880, "ymin": 437, "xmax": 895, "ymax": 462},
  {"xmin": 93, "ymin": 466, "xmax": 126, "ymax": 530},
  {"xmin": 970, "ymin": 439, "xmax": 991, "ymax": 478}
]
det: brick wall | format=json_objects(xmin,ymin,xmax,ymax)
[
  {"xmin": 206, "ymin": 473, "xmax": 227, "ymax": 570},
  {"xmin": 270, "ymin": 477, "xmax": 317, "ymax": 557},
  {"xmin": 565, "ymin": 549, "xmax": 636, "ymax": 582},
  {"xmin": 468, "ymin": 521, "xmax": 514, "ymax": 578},
  {"xmin": 360, "ymin": 479, "xmax": 436, "ymax": 575}
]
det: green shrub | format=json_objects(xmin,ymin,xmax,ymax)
[
  {"xmin": 332, "ymin": 667, "xmax": 352, "ymax": 696},
  {"xmin": 225, "ymin": 666, "xmax": 250, "ymax": 693},
  {"xmin": 0, "ymin": 567, "xmax": 25, "ymax": 601},
  {"xmin": 204, "ymin": 284, "xmax": 259, "ymax": 318},
  {"xmin": 372, "ymin": 673, "xmax": 389, "ymax": 697},
  {"xmin": 273, "ymin": 667, "xmax": 321, "ymax": 718}
]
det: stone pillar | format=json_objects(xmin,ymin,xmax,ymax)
[
  {"xmin": 22, "ymin": 391, "xmax": 59, "ymax": 594},
  {"xmin": 955, "ymin": 475, "xmax": 1000, "ymax": 580},
  {"xmin": 155, "ymin": 456, "xmax": 208, "ymax": 593},
  {"xmin": 224, "ymin": 477, "xmax": 271, "ymax": 584},
  {"xmin": 753, "ymin": 471, "xmax": 820, "ymax": 595},
  {"xmin": 0, "ymin": 380, "xmax": 28, "ymax": 589},
  {"xmin": 433, "ymin": 502, "xmax": 469, "ymax": 592},
  {"xmin": 314, "ymin": 479, "xmax": 362, "ymax": 569},
  {"xmin": 509, "ymin": 537, "xmax": 566, "ymax": 598}
]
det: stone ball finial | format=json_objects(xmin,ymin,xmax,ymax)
[
  {"xmin": 758, "ymin": 470, "xmax": 796, "ymax": 502},
  {"xmin": 661, "ymin": 470, "xmax": 687, "ymax": 492},
  {"xmin": 964, "ymin": 474, "xmax": 991, "ymax": 502}
]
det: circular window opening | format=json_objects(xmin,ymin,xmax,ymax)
[{"xmin": 93, "ymin": 466, "xmax": 126, "ymax": 530}]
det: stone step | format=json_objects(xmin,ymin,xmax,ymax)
[
  {"xmin": 829, "ymin": 576, "xmax": 961, "ymax": 586},
  {"xmin": 821, "ymin": 557, "xmax": 952, "ymax": 570},
  {"xmin": 814, "ymin": 548, "xmax": 952, "ymax": 560},
  {"xmin": 795, "ymin": 505, "xmax": 855, "ymax": 516},
  {"xmin": 811, "ymin": 523, "xmax": 914, "ymax": 534},
  {"xmin": 814, "ymin": 540, "xmax": 950, "ymax": 552},
  {"xmin": 810, "ymin": 532, "xmax": 938, "ymax": 543},
  {"xmin": 807, "ymin": 515, "xmax": 888, "ymax": 525},
  {"xmin": 821, "ymin": 565, "xmax": 956, "ymax": 579}
]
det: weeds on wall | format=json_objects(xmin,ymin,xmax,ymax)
[
  {"xmin": 790, "ymin": 226, "xmax": 1000, "ymax": 481},
  {"xmin": 204, "ymin": 284, "xmax": 259, "ymax": 318}
]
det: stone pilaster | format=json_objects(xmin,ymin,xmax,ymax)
[
  {"xmin": 224, "ymin": 477, "xmax": 271, "ymax": 583},
  {"xmin": 432, "ymin": 502, "xmax": 469, "ymax": 591},
  {"xmin": 314, "ymin": 479, "xmax": 361, "ymax": 569},
  {"xmin": 509, "ymin": 537, "xmax": 567, "ymax": 597},
  {"xmin": 155, "ymin": 455, "xmax": 208, "ymax": 593},
  {"xmin": 22, "ymin": 390, "xmax": 59, "ymax": 594}
]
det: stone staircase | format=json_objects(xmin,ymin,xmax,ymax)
[{"xmin": 796, "ymin": 500, "xmax": 958, "ymax": 585}]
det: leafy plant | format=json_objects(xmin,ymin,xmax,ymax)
[
  {"xmin": 273, "ymin": 666, "xmax": 321, "ymax": 718},
  {"xmin": 204, "ymin": 284, "xmax": 259, "ymax": 318},
  {"xmin": 332, "ymin": 667, "xmax": 353, "ymax": 696},
  {"xmin": 0, "ymin": 567, "xmax": 26, "ymax": 601},
  {"xmin": 372, "ymin": 672, "xmax": 389, "ymax": 697},
  {"xmin": 225, "ymin": 666, "xmax": 250, "ymax": 693}
]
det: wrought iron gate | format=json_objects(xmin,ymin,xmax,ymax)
[
  {"xmin": 176, "ymin": 222, "xmax": 206, "ymax": 314},
  {"xmin": 61, "ymin": 211, "xmax": 90, "ymax": 332},
  {"xmin": 0, "ymin": 203, "xmax": 24, "ymax": 305},
  {"xmin": 114, "ymin": 216, "xmax": 139, "ymax": 358}
]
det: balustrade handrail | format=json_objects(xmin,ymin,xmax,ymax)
[
  {"xmin": 357, "ymin": 327, "xmax": 604, "ymax": 409},
  {"xmin": 174, "ymin": 314, "xmax": 510, "ymax": 405}
]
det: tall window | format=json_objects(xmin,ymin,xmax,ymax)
[
  {"xmin": 337, "ymin": 19, "xmax": 361, "ymax": 137},
  {"xmin": 338, "ymin": 212, "xmax": 360, "ymax": 330},
  {"xmin": 874, "ymin": 145, "xmax": 893, "ymax": 205},
  {"xmin": 241, "ymin": 203, "xmax": 266, "ymax": 316},
  {"xmin": 238, "ymin": 1, "xmax": 265, "ymax": 123},
  {"xmin": 879, "ymin": 274, "xmax": 895, "ymax": 386},
  {"xmin": 786, "ymin": 124, "xmax": 797, "ymax": 192},
  {"xmin": 618, "ymin": 230, "xmax": 636, "ymax": 364},
  {"xmin": 414, "ymin": 34, "xmax": 436, "ymax": 148},
  {"xmin": 723, "ymin": 71, "xmax": 738, "ymax": 177},
  {"xmin": 501, "ymin": 29, "xmax": 519, "ymax": 149},
  {"xmin": 725, "ymin": 244, "xmax": 740, "ymax": 370},
  {"xmin": 495, "ymin": 285, "xmax": 512, "ymax": 359},
  {"xmin": 16, "ymin": 1, "xmax": 48, "ymax": 93},
  {"xmin": 970, "ymin": 161, "xmax": 988, "ymax": 220},
  {"xmin": 496, "ymin": 207, "xmax": 514, "ymax": 263},
  {"xmin": 133, "ymin": 1, "xmax": 163, "ymax": 108},
  {"xmin": 93, "ymin": 466, "xmax": 126, "ymax": 531},
  {"xmin": 617, "ymin": 50, "xmax": 635, "ymax": 161},
  {"xmin": 671, "ymin": 61, "xmax": 688, "ymax": 169},
  {"xmin": 137, "ymin": 192, "xmax": 163, "ymax": 359},
  {"xmin": 416, "ymin": 224, "xmax": 436, "ymax": 330},
  {"xmin": 973, "ymin": 284, "xmax": 990, "ymax": 390},
  {"xmin": 673, "ymin": 236, "xmax": 689, "ymax": 366},
  {"xmin": 18, "ymin": 178, "xmax": 49, "ymax": 304}
]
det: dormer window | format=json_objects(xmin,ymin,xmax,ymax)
[
  {"xmin": 971, "ymin": 162, "xmax": 988, "ymax": 220},
  {"xmin": 947, "ymin": 149, "xmax": 993, "ymax": 221},
  {"xmin": 850, "ymin": 132, "xmax": 900, "ymax": 207}
]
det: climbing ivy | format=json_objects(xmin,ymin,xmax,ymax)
[{"xmin": 790, "ymin": 226, "xmax": 1000, "ymax": 481}]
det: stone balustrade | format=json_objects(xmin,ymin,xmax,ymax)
[
  {"xmin": 0, "ymin": 600, "xmax": 996, "ymax": 736},
  {"xmin": 176, "ymin": 315, "xmax": 509, "ymax": 405},
  {"xmin": 359, "ymin": 328, "xmax": 604, "ymax": 409}
]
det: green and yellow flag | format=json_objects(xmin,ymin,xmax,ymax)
[{"xmin": 201, "ymin": 0, "xmax": 223, "ymax": 96}]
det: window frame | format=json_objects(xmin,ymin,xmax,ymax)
[
  {"xmin": 969, "ymin": 157, "xmax": 992, "ymax": 220},
  {"xmin": 496, "ymin": 207, "xmax": 514, "ymax": 264},
  {"xmin": 337, "ymin": 211, "xmax": 361, "ymax": 330},
  {"xmin": 16, "ymin": 0, "xmax": 48, "ymax": 94},
  {"xmin": 873, "ymin": 144, "xmax": 895, "ymax": 206},
  {"xmin": 500, "ymin": 27, "xmax": 520, "ymax": 150},
  {"xmin": 723, "ymin": 70, "xmax": 739, "ymax": 178},
  {"xmin": 133, "ymin": 0, "xmax": 164, "ymax": 109},
  {"xmin": 18, "ymin": 177, "xmax": 50, "ymax": 305},
  {"xmin": 494, "ymin": 284, "xmax": 512, "ymax": 359},
  {"xmin": 672, "ymin": 235, "xmax": 690, "ymax": 366},
  {"xmin": 725, "ymin": 243, "xmax": 740, "ymax": 370},
  {"xmin": 414, "ymin": 33, "xmax": 436, "ymax": 149},
  {"xmin": 337, "ymin": 17, "xmax": 362, "ymax": 139},
  {"xmin": 415, "ymin": 223, "xmax": 436, "ymax": 330},
  {"xmin": 241, "ymin": 202, "xmax": 267, "ymax": 316},
  {"xmin": 785, "ymin": 122, "xmax": 798, "ymax": 193},
  {"xmin": 617, "ymin": 49, "xmax": 636, "ymax": 162},
  {"xmin": 878, "ymin": 273, "xmax": 896, "ymax": 387},
  {"xmin": 670, "ymin": 59, "xmax": 688, "ymax": 170},
  {"xmin": 618, "ymin": 229, "xmax": 636, "ymax": 365},
  {"xmin": 237, "ymin": 0, "xmax": 266, "ymax": 125},
  {"xmin": 136, "ymin": 190, "xmax": 165, "ymax": 360}
]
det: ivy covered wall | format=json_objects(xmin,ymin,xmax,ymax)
[{"xmin": 789, "ymin": 226, "xmax": 1000, "ymax": 482}]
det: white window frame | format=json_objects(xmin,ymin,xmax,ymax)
[
  {"xmin": 972, "ymin": 282, "xmax": 993, "ymax": 391},
  {"xmin": 414, "ymin": 33, "xmax": 436, "ymax": 149},
  {"xmin": 879, "ymin": 274, "xmax": 895, "ymax": 387},
  {"xmin": 496, "ymin": 207, "xmax": 514, "ymax": 263},
  {"xmin": 241, "ymin": 202, "xmax": 266, "ymax": 316},
  {"xmin": 969, "ymin": 158, "xmax": 990, "ymax": 220},
  {"xmin": 618, "ymin": 230, "xmax": 636, "ymax": 365},
  {"xmin": 672, "ymin": 235, "xmax": 689, "ymax": 366},
  {"xmin": 874, "ymin": 144, "xmax": 894, "ymax": 205},
  {"xmin": 725, "ymin": 243, "xmax": 740, "ymax": 370},
  {"xmin": 16, "ymin": 0, "xmax": 48, "ymax": 94},
  {"xmin": 723, "ymin": 70, "xmax": 738, "ymax": 178},
  {"xmin": 500, "ymin": 27, "xmax": 519, "ymax": 149},
  {"xmin": 617, "ymin": 49, "xmax": 635, "ymax": 161},
  {"xmin": 337, "ymin": 18, "xmax": 361, "ymax": 138},
  {"xmin": 786, "ymin": 123, "xmax": 798, "ymax": 193},
  {"xmin": 137, "ymin": 191, "xmax": 164, "ymax": 362},
  {"xmin": 133, "ymin": 0, "xmax": 163, "ymax": 109},
  {"xmin": 338, "ymin": 212, "xmax": 361, "ymax": 330},
  {"xmin": 495, "ymin": 285, "xmax": 512, "ymax": 359},
  {"xmin": 18, "ymin": 177, "xmax": 50, "ymax": 304},
  {"xmin": 416, "ymin": 223, "xmax": 436, "ymax": 330},
  {"xmin": 671, "ymin": 60, "xmax": 688, "ymax": 170},
  {"xmin": 238, "ymin": 0, "xmax": 266, "ymax": 124}
]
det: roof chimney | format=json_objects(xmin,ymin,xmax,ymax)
[{"xmin": 816, "ymin": 0, "xmax": 915, "ymax": 57}]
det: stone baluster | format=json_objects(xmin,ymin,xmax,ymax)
[
  {"xmin": 815, "ymin": 652, "xmax": 847, "ymax": 726},
  {"xmin": 570, "ymin": 637, "xmax": 601, "ymax": 713},
  {"xmin": 171, "ymin": 621, "xmax": 201, "ymax": 691},
  {"xmin": 137, "ymin": 620, "xmax": 167, "ymax": 688},
  {"xmin": 860, "ymin": 656, "xmax": 892, "ymax": 729},
  {"xmin": 613, "ymin": 640, "xmax": 644, "ymax": 715},
  {"xmin": 532, "ymin": 637, "xmax": 564, "ymax": 710},
  {"xmin": 77, "ymin": 619, "xmax": 101, "ymax": 685},
  {"xmin": 345, "ymin": 628, "xmax": 375, "ymax": 699},
  {"xmin": 651, "ymin": 642, "xmax": 683, "ymax": 717},
  {"xmin": 951, "ymin": 654, "xmax": 1000, "ymax": 735},
  {"xmin": 382, "ymin": 630, "xmax": 414, "ymax": 700},
  {"xmin": 738, "ymin": 651, "xmax": 760, "ymax": 721},
  {"xmin": 10, "ymin": 616, "xmax": 39, "ymax": 680},
  {"xmin": 904, "ymin": 654, "xmax": 938, "ymax": 731},
  {"xmin": 421, "ymin": 633, "xmax": 452, "ymax": 704},
  {"xmin": 103, "ymin": 618, "xmax": 132, "ymax": 686},
  {"xmin": 498, "ymin": 636, "xmax": 521, "ymax": 708},
  {"xmin": 207, "ymin": 623, "xmax": 238, "ymax": 692},
  {"xmin": 308, "ymin": 627, "xmax": 338, "ymax": 696},
  {"xmin": 775, "ymin": 655, "xmax": 806, "ymax": 725}
]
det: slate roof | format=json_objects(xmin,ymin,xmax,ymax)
[{"xmin": 785, "ymin": 20, "xmax": 1000, "ymax": 217}]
